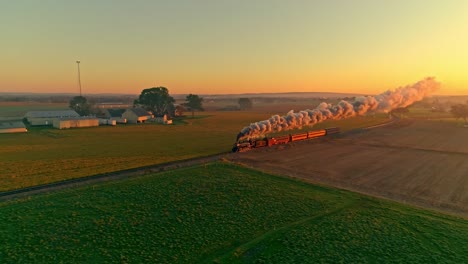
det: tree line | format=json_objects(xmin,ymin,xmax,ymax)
[
  {"xmin": 69, "ymin": 86, "xmax": 204, "ymax": 118},
  {"xmin": 133, "ymin": 87, "xmax": 204, "ymax": 118},
  {"xmin": 69, "ymin": 85, "xmax": 258, "ymax": 117}
]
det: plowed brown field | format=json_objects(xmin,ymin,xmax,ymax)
[{"xmin": 229, "ymin": 119, "xmax": 468, "ymax": 217}]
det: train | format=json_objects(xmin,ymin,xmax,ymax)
[{"xmin": 232, "ymin": 127, "xmax": 340, "ymax": 152}]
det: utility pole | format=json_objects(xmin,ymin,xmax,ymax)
[{"xmin": 76, "ymin": 60, "xmax": 82, "ymax": 96}]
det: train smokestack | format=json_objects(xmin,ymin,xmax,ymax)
[
  {"xmin": 237, "ymin": 77, "xmax": 440, "ymax": 141},
  {"xmin": 236, "ymin": 132, "xmax": 243, "ymax": 141}
]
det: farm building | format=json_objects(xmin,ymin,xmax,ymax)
[
  {"xmin": 122, "ymin": 108, "xmax": 153, "ymax": 123},
  {"xmin": 0, "ymin": 121, "xmax": 27, "ymax": 133},
  {"xmin": 155, "ymin": 114, "xmax": 173, "ymax": 125},
  {"xmin": 53, "ymin": 118, "xmax": 99, "ymax": 129},
  {"xmin": 25, "ymin": 110, "xmax": 80, "ymax": 126},
  {"xmin": 94, "ymin": 108, "xmax": 127, "ymax": 124},
  {"xmin": 104, "ymin": 109, "xmax": 126, "ymax": 118},
  {"xmin": 105, "ymin": 109, "xmax": 127, "ymax": 124},
  {"xmin": 98, "ymin": 119, "xmax": 117, "ymax": 126}
]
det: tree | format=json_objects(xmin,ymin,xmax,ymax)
[
  {"xmin": 184, "ymin": 94, "xmax": 204, "ymax": 118},
  {"xmin": 238, "ymin": 98, "xmax": 253, "ymax": 110},
  {"xmin": 451, "ymin": 104, "xmax": 468, "ymax": 123},
  {"xmin": 174, "ymin": 105, "xmax": 186, "ymax": 117},
  {"xmin": 134, "ymin": 87, "xmax": 175, "ymax": 116},
  {"xmin": 69, "ymin": 96, "xmax": 91, "ymax": 116}
]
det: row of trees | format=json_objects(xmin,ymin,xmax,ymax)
[
  {"xmin": 133, "ymin": 88, "xmax": 254, "ymax": 115},
  {"xmin": 69, "ymin": 87, "xmax": 204, "ymax": 118},
  {"xmin": 133, "ymin": 87, "xmax": 203, "ymax": 118},
  {"xmin": 69, "ymin": 86, "xmax": 256, "ymax": 117},
  {"xmin": 72, "ymin": 90, "xmax": 466, "ymax": 122}
]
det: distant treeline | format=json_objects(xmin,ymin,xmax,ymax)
[{"xmin": 0, "ymin": 94, "xmax": 136, "ymax": 104}]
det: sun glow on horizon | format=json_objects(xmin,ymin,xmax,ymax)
[{"xmin": 0, "ymin": 1, "xmax": 467, "ymax": 96}]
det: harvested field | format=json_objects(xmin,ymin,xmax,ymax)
[{"xmin": 229, "ymin": 119, "xmax": 468, "ymax": 217}]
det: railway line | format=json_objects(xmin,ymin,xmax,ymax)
[{"xmin": 1, "ymin": 116, "xmax": 398, "ymax": 202}]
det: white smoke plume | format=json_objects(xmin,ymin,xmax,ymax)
[{"xmin": 237, "ymin": 77, "xmax": 440, "ymax": 141}]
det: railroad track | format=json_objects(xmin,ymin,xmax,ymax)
[
  {"xmin": 0, "ymin": 116, "xmax": 403, "ymax": 201},
  {"xmin": 0, "ymin": 153, "xmax": 228, "ymax": 201}
]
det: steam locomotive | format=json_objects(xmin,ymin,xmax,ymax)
[{"xmin": 232, "ymin": 127, "xmax": 340, "ymax": 152}]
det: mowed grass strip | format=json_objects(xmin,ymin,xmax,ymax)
[
  {"xmin": 0, "ymin": 163, "xmax": 466, "ymax": 263},
  {"xmin": 0, "ymin": 111, "xmax": 388, "ymax": 191}
]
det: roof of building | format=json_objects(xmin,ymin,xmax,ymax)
[
  {"xmin": 107, "ymin": 109, "xmax": 127, "ymax": 117},
  {"xmin": 25, "ymin": 110, "xmax": 80, "ymax": 118},
  {"xmin": 56, "ymin": 117, "xmax": 99, "ymax": 121},
  {"xmin": 0, "ymin": 121, "xmax": 26, "ymax": 129},
  {"xmin": 128, "ymin": 108, "xmax": 151, "ymax": 117}
]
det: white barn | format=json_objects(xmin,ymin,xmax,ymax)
[
  {"xmin": 53, "ymin": 117, "xmax": 99, "ymax": 129},
  {"xmin": 0, "ymin": 121, "xmax": 27, "ymax": 133},
  {"xmin": 25, "ymin": 110, "xmax": 80, "ymax": 126}
]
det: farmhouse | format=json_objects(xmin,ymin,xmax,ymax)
[
  {"xmin": 0, "ymin": 121, "xmax": 27, "ymax": 133},
  {"xmin": 25, "ymin": 110, "xmax": 80, "ymax": 126},
  {"xmin": 53, "ymin": 117, "xmax": 99, "ymax": 129},
  {"xmin": 122, "ymin": 108, "xmax": 153, "ymax": 123}
]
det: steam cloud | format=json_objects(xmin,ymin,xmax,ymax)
[{"xmin": 237, "ymin": 77, "xmax": 440, "ymax": 141}]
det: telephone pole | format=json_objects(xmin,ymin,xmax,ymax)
[{"xmin": 76, "ymin": 60, "xmax": 82, "ymax": 96}]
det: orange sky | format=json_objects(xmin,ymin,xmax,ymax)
[{"xmin": 1, "ymin": 1, "xmax": 467, "ymax": 95}]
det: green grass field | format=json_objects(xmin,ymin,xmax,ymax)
[
  {"xmin": 1, "ymin": 163, "xmax": 466, "ymax": 263},
  {"xmin": 0, "ymin": 109, "xmax": 389, "ymax": 191}
]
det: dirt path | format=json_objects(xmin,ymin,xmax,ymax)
[{"xmin": 229, "ymin": 120, "xmax": 468, "ymax": 217}]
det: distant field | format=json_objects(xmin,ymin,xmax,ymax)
[
  {"xmin": 0, "ymin": 108, "xmax": 389, "ymax": 191},
  {"xmin": 407, "ymin": 106, "xmax": 453, "ymax": 119},
  {"xmin": 0, "ymin": 102, "xmax": 68, "ymax": 118},
  {"xmin": 0, "ymin": 163, "xmax": 466, "ymax": 263}
]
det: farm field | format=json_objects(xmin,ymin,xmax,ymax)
[
  {"xmin": 407, "ymin": 106, "xmax": 453, "ymax": 119},
  {"xmin": 230, "ymin": 119, "xmax": 468, "ymax": 217},
  {"xmin": 0, "ymin": 102, "xmax": 68, "ymax": 119},
  {"xmin": 0, "ymin": 106, "xmax": 388, "ymax": 191},
  {"xmin": 1, "ymin": 163, "xmax": 466, "ymax": 263}
]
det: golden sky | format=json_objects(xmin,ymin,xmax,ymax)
[{"xmin": 1, "ymin": 0, "xmax": 467, "ymax": 95}]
